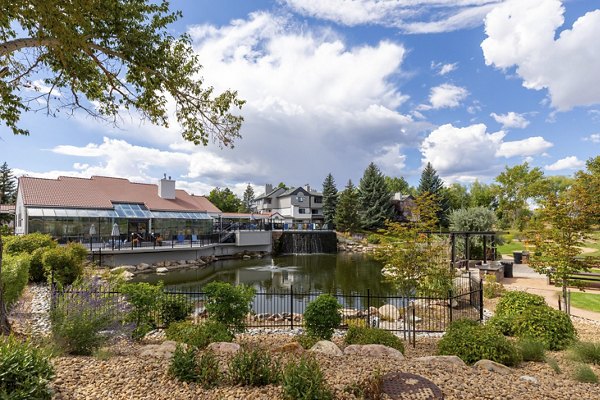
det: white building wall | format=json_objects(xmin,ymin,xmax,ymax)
[{"xmin": 14, "ymin": 187, "xmax": 26, "ymax": 235}]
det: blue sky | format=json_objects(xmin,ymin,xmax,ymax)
[{"xmin": 1, "ymin": 0, "xmax": 599, "ymax": 197}]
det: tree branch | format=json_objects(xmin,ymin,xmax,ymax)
[{"xmin": 0, "ymin": 37, "xmax": 61, "ymax": 56}]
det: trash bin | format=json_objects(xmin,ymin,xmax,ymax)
[
  {"xmin": 522, "ymin": 251, "xmax": 530, "ymax": 264},
  {"xmin": 513, "ymin": 251, "xmax": 523, "ymax": 264},
  {"xmin": 501, "ymin": 261, "xmax": 514, "ymax": 278}
]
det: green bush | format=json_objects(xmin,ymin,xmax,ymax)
[
  {"xmin": 572, "ymin": 363, "xmax": 599, "ymax": 383},
  {"xmin": 0, "ymin": 335, "xmax": 54, "ymax": 400},
  {"xmin": 495, "ymin": 291, "xmax": 546, "ymax": 317},
  {"xmin": 366, "ymin": 234, "xmax": 380, "ymax": 244},
  {"xmin": 197, "ymin": 350, "xmax": 222, "ymax": 388},
  {"xmin": 169, "ymin": 344, "xmax": 198, "ymax": 383},
  {"xmin": 160, "ymin": 293, "xmax": 192, "ymax": 326},
  {"xmin": 0, "ymin": 253, "xmax": 30, "ymax": 309},
  {"xmin": 546, "ymin": 357, "xmax": 561, "ymax": 374},
  {"xmin": 483, "ymin": 275, "xmax": 505, "ymax": 299},
  {"xmin": 204, "ymin": 282, "xmax": 255, "ymax": 333},
  {"xmin": 282, "ymin": 356, "xmax": 332, "ymax": 400},
  {"xmin": 568, "ymin": 341, "xmax": 600, "ymax": 364},
  {"xmin": 42, "ymin": 243, "xmax": 87, "ymax": 286},
  {"xmin": 437, "ymin": 319, "xmax": 521, "ymax": 366},
  {"xmin": 344, "ymin": 326, "xmax": 404, "ymax": 354},
  {"xmin": 516, "ymin": 338, "xmax": 546, "ymax": 362},
  {"xmin": 512, "ymin": 305, "xmax": 576, "ymax": 350},
  {"xmin": 228, "ymin": 347, "xmax": 281, "ymax": 387},
  {"xmin": 165, "ymin": 320, "xmax": 234, "ymax": 349},
  {"xmin": 303, "ymin": 294, "xmax": 342, "ymax": 340},
  {"xmin": 120, "ymin": 282, "xmax": 163, "ymax": 340},
  {"xmin": 3, "ymin": 233, "xmax": 56, "ymax": 255},
  {"xmin": 51, "ymin": 279, "xmax": 122, "ymax": 355},
  {"xmin": 296, "ymin": 334, "xmax": 319, "ymax": 350},
  {"xmin": 487, "ymin": 314, "xmax": 517, "ymax": 336}
]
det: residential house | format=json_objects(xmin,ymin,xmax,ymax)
[{"xmin": 252, "ymin": 184, "xmax": 324, "ymax": 225}]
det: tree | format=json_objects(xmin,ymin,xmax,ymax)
[
  {"xmin": 573, "ymin": 156, "xmax": 600, "ymax": 224},
  {"xmin": 417, "ymin": 162, "xmax": 450, "ymax": 228},
  {"xmin": 322, "ymin": 173, "xmax": 338, "ymax": 229},
  {"xmin": 358, "ymin": 162, "xmax": 393, "ymax": 230},
  {"xmin": 335, "ymin": 180, "xmax": 360, "ymax": 233},
  {"xmin": 1, "ymin": 0, "xmax": 244, "ymax": 146},
  {"xmin": 495, "ymin": 163, "xmax": 547, "ymax": 231},
  {"xmin": 276, "ymin": 182, "xmax": 288, "ymax": 190},
  {"xmin": 0, "ymin": 162, "xmax": 17, "ymax": 204},
  {"xmin": 207, "ymin": 187, "xmax": 242, "ymax": 213},
  {"xmin": 240, "ymin": 184, "xmax": 255, "ymax": 213},
  {"xmin": 384, "ymin": 176, "xmax": 410, "ymax": 195},
  {"xmin": 469, "ymin": 180, "xmax": 498, "ymax": 209},
  {"xmin": 446, "ymin": 183, "xmax": 470, "ymax": 211},
  {"xmin": 449, "ymin": 207, "xmax": 498, "ymax": 259}
]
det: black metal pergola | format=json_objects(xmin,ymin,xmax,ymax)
[{"xmin": 421, "ymin": 231, "xmax": 502, "ymax": 269}]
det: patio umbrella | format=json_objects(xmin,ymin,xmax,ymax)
[
  {"xmin": 111, "ymin": 223, "xmax": 120, "ymax": 237},
  {"xmin": 89, "ymin": 223, "xmax": 96, "ymax": 236}
]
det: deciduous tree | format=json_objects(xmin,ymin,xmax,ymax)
[
  {"xmin": 384, "ymin": 175, "xmax": 411, "ymax": 195},
  {"xmin": 207, "ymin": 187, "xmax": 242, "ymax": 213}
]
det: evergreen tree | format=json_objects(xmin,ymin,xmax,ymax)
[
  {"xmin": 417, "ymin": 162, "xmax": 450, "ymax": 228},
  {"xmin": 335, "ymin": 180, "xmax": 360, "ymax": 233},
  {"xmin": 240, "ymin": 184, "xmax": 255, "ymax": 213},
  {"xmin": 358, "ymin": 162, "xmax": 393, "ymax": 230},
  {"xmin": 322, "ymin": 173, "xmax": 338, "ymax": 229},
  {"xmin": 0, "ymin": 162, "xmax": 16, "ymax": 204}
]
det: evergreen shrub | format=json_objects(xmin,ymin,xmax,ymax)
[{"xmin": 303, "ymin": 294, "xmax": 341, "ymax": 340}]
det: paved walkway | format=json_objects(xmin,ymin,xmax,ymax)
[{"xmin": 490, "ymin": 261, "xmax": 600, "ymax": 321}]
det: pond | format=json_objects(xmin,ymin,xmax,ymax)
[{"xmin": 133, "ymin": 252, "xmax": 395, "ymax": 295}]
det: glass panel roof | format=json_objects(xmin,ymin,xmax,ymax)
[{"xmin": 27, "ymin": 206, "xmax": 212, "ymax": 220}]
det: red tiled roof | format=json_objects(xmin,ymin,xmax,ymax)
[{"xmin": 19, "ymin": 176, "xmax": 221, "ymax": 213}]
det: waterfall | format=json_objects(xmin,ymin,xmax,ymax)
[{"xmin": 278, "ymin": 231, "xmax": 337, "ymax": 254}]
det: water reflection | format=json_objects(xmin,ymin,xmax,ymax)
[{"xmin": 133, "ymin": 253, "xmax": 395, "ymax": 295}]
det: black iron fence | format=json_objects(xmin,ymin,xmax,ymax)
[{"xmin": 51, "ymin": 275, "xmax": 483, "ymax": 335}]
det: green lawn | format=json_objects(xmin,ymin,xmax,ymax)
[
  {"xmin": 570, "ymin": 292, "xmax": 600, "ymax": 313},
  {"xmin": 497, "ymin": 241, "xmax": 526, "ymax": 256}
]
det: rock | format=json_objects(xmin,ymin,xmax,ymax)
[
  {"xmin": 121, "ymin": 271, "xmax": 134, "ymax": 280},
  {"xmin": 255, "ymin": 313, "xmax": 270, "ymax": 321},
  {"xmin": 138, "ymin": 340, "xmax": 177, "ymax": 359},
  {"xmin": 137, "ymin": 263, "xmax": 151, "ymax": 271},
  {"xmin": 404, "ymin": 315, "xmax": 422, "ymax": 323},
  {"xmin": 242, "ymin": 255, "xmax": 251, "ymax": 260},
  {"xmin": 340, "ymin": 308, "xmax": 359, "ymax": 318},
  {"xmin": 451, "ymin": 299, "xmax": 460, "ymax": 308},
  {"xmin": 368, "ymin": 306, "xmax": 379, "ymax": 316},
  {"xmin": 178, "ymin": 260, "xmax": 188, "ymax": 265},
  {"xmin": 379, "ymin": 304, "xmax": 400, "ymax": 321},
  {"xmin": 110, "ymin": 265, "xmax": 136, "ymax": 273},
  {"xmin": 293, "ymin": 313, "xmax": 303, "ymax": 322},
  {"xmin": 273, "ymin": 342, "xmax": 304, "ymax": 355},
  {"xmin": 197, "ymin": 259, "xmax": 206, "ymax": 266},
  {"xmin": 343, "ymin": 344, "xmax": 404, "ymax": 360},
  {"xmin": 309, "ymin": 340, "xmax": 343, "ymax": 357},
  {"xmin": 156, "ymin": 267, "xmax": 169, "ymax": 274},
  {"xmin": 206, "ymin": 342, "xmax": 240, "ymax": 355},
  {"xmin": 520, "ymin": 375, "xmax": 538, "ymax": 384},
  {"xmin": 414, "ymin": 355, "xmax": 467, "ymax": 367},
  {"xmin": 473, "ymin": 360, "xmax": 512, "ymax": 375}
]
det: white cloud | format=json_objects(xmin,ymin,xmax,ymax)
[
  {"xmin": 373, "ymin": 144, "xmax": 407, "ymax": 176},
  {"xmin": 490, "ymin": 111, "xmax": 530, "ymax": 129},
  {"xmin": 545, "ymin": 156, "xmax": 585, "ymax": 171},
  {"xmin": 583, "ymin": 133, "xmax": 600, "ymax": 143},
  {"xmin": 431, "ymin": 61, "xmax": 458, "ymax": 75},
  {"xmin": 497, "ymin": 136, "xmax": 553, "ymax": 158},
  {"xmin": 420, "ymin": 123, "xmax": 553, "ymax": 182},
  {"xmin": 282, "ymin": 0, "xmax": 503, "ymax": 33},
  {"xmin": 481, "ymin": 0, "xmax": 600, "ymax": 110},
  {"xmin": 421, "ymin": 84, "xmax": 469, "ymax": 110}
]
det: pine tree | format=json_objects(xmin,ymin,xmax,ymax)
[
  {"xmin": 335, "ymin": 180, "xmax": 360, "ymax": 233},
  {"xmin": 240, "ymin": 184, "xmax": 255, "ymax": 213},
  {"xmin": 322, "ymin": 173, "xmax": 338, "ymax": 229},
  {"xmin": 0, "ymin": 162, "xmax": 16, "ymax": 204},
  {"xmin": 358, "ymin": 162, "xmax": 393, "ymax": 230},
  {"xmin": 417, "ymin": 162, "xmax": 450, "ymax": 228}
]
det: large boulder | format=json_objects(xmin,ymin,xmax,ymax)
[
  {"xmin": 473, "ymin": 359, "xmax": 512, "ymax": 375},
  {"xmin": 138, "ymin": 340, "xmax": 177, "ymax": 359},
  {"xmin": 343, "ymin": 344, "xmax": 404, "ymax": 360},
  {"xmin": 206, "ymin": 342, "xmax": 240, "ymax": 355},
  {"xmin": 379, "ymin": 304, "xmax": 400, "ymax": 321},
  {"xmin": 309, "ymin": 340, "xmax": 343, "ymax": 357},
  {"xmin": 156, "ymin": 267, "xmax": 169, "ymax": 274}
]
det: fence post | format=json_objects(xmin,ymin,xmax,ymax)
[
  {"xmin": 412, "ymin": 306, "xmax": 416, "ymax": 348},
  {"xmin": 448, "ymin": 289, "xmax": 453, "ymax": 324},
  {"xmin": 366, "ymin": 289, "xmax": 371, "ymax": 329},
  {"xmin": 479, "ymin": 279, "xmax": 484, "ymax": 322},
  {"xmin": 290, "ymin": 285, "xmax": 294, "ymax": 330}
]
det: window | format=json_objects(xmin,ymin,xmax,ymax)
[
  {"xmin": 312, "ymin": 209, "xmax": 320, "ymax": 214},
  {"xmin": 265, "ymin": 198, "xmax": 272, "ymax": 204},
  {"xmin": 314, "ymin": 197, "xmax": 322, "ymax": 203},
  {"xmin": 299, "ymin": 208, "xmax": 306, "ymax": 214},
  {"xmin": 296, "ymin": 196, "xmax": 304, "ymax": 202}
]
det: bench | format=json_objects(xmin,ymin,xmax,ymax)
[{"xmin": 548, "ymin": 270, "xmax": 600, "ymax": 287}]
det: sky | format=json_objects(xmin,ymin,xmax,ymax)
[{"xmin": 1, "ymin": 0, "xmax": 599, "ymax": 198}]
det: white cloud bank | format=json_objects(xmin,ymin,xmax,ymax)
[
  {"xmin": 482, "ymin": 0, "xmax": 600, "ymax": 110},
  {"xmin": 490, "ymin": 111, "xmax": 530, "ymax": 129},
  {"xmin": 420, "ymin": 123, "xmax": 553, "ymax": 182},
  {"xmin": 420, "ymin": 84, "xmax": 469, "ymax": 110},
  {"xmin": 545, "ymin": 156, "xmax": 585, "ymax": 171},
  {"xmin": 282, "ymin": 0, "xmax": 503, "ymax": 33}
]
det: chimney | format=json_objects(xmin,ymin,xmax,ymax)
[
  {"xmin": 158, "ymin": 175, "xmax": 176, "ymax": 199},
  {"xmin": 265, "ymin": 183, "xmax": 273, "ymax": 194},
  {"xmin": 304, "ymin": 184, "xmax": 310, "ymax": 192}
]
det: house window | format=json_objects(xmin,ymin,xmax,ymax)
[
  {"xmin": 312, "ymin": 209, "xmax": 319, "ymax": 214},
  {"xmin": 299, "ymin": 208, "xmax": 306, "ymax": 214},
  {"xmin": 265, "ymin": 198, "xmax": 271, "ymax": 204},
  {"xmin": 314, "ymin": 197, "xmax": 322, "ymax": 203},
  {"xmin": 296, "ymin": 196, "xmax": 304, "ymax": 202}
]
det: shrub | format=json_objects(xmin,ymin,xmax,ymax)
[
  {"xmin": 120, "ymin": 282, "xmax": 163, "ymax": 339},
  {"xmin": 487, "ymin": 314, "xmax": 517, "ymax": 336},
  {"xmin": 165, "ymin": 320, "xmax": 233, "ymax": 349},
  {"xmin": 572, "ymin": 363, "xmax": 599, "ymax": 383},
  {"xmin": 228, "ymin": 347, "xmax": 281, "ymax": 387},
  {"xmin": 303, "ymin": 294, "xmax": 341, "ymax": 340},
  {"xmin": 567, "ymin": 341, "xmax": 600, "ymax": 365},
  {"xmin": 3, "ymin": 233, "xmax": 56, "ymax": 255},
  {"xmin": 197, "ymin": 350, "xmax": 222, "ymax": 388},
  {"xmin": 495, "ymin": 291, "xmax": 546, "ymax": 317},
  {"xmin": 344, "ymin": 326, "xmax": 404, "ymax": 354},
  {"xmin": 203, "ymin": 282, "xmax": 255, "ymax": 333},
  {"xmin": 546, "ymin": 357, "xmax": 561, "ymax": 374},
  {"xmin": 0, "ymin": 335, "xmax": 54, "ymax": 400},
  {"xmin": 344, "ymin": 371, "xmax": 384, "ymax": 400},
  {"xmin": 366, "ymin": 234, "xmax": 380, "ymax": 244},
  {"xmin": 0, "ymin": 253, "xmax": 30, "ymax": 309},
  {"xmin": 296, "ymin": 334, "xmax": 319, "ymax": 350},
  {"xmin": 51, "ymin": 278, "xmax": 124, "ymax": 355},
  {"xmin": 437, "ymin": 319, "xmax": 521, "ymax": 366},
  {"xmin": 516, "ymin": 338, "xmax": 546, "ymax": 362},
  {"xmin": 42, "ymin": 243, "xmax": 87, "ymax": 286},
  {"xmin": 483, "ymin": 274, "xmax": 505, "ymax": 299},
  {"xmin": 169, "ymin": 344, "xmax": 198, "ymax": 383},
  {"xmin": 282, "ymin": 356, "xmax": 332, "ymax": 400},
  {"xmin": 512, "ymin": 305, "xmax": 576, "ymax": 350},
  {"xmin": 160, "ymin": 293, "xmax": 192, "ymax": 326}
]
